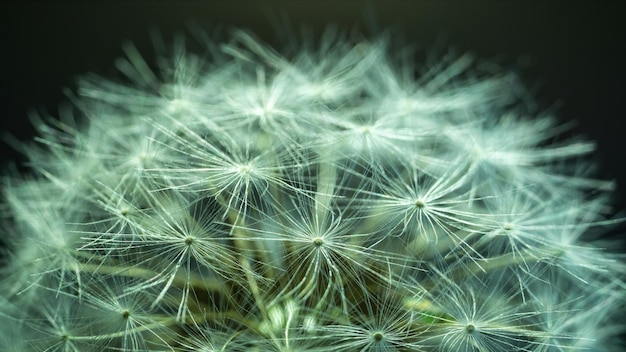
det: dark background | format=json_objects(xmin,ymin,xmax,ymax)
[{"xmin": 1, "ymin": 1, "xmax": 625, "ymax": 237}]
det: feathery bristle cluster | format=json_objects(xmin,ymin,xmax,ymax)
[{"xmin": 0, "ymin": 29, "xmax": 624, "ymax": 351}]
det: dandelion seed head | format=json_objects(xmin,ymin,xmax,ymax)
[{"xmin": 0, "ymin": 23, "xmax": 624, "ymax": 352}]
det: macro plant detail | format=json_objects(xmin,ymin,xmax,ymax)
[{"xmin": 0, "ymin": 28, "xmax": 624, "ymax": 351}]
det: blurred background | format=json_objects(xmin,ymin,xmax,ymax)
[{"xmin": 1, "ymin": 1, "xmax": 625, "ymax": 240}]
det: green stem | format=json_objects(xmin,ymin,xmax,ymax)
[{"xmin": 78, "ymin": 263, "xmax": 226, "ymax": 293}]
